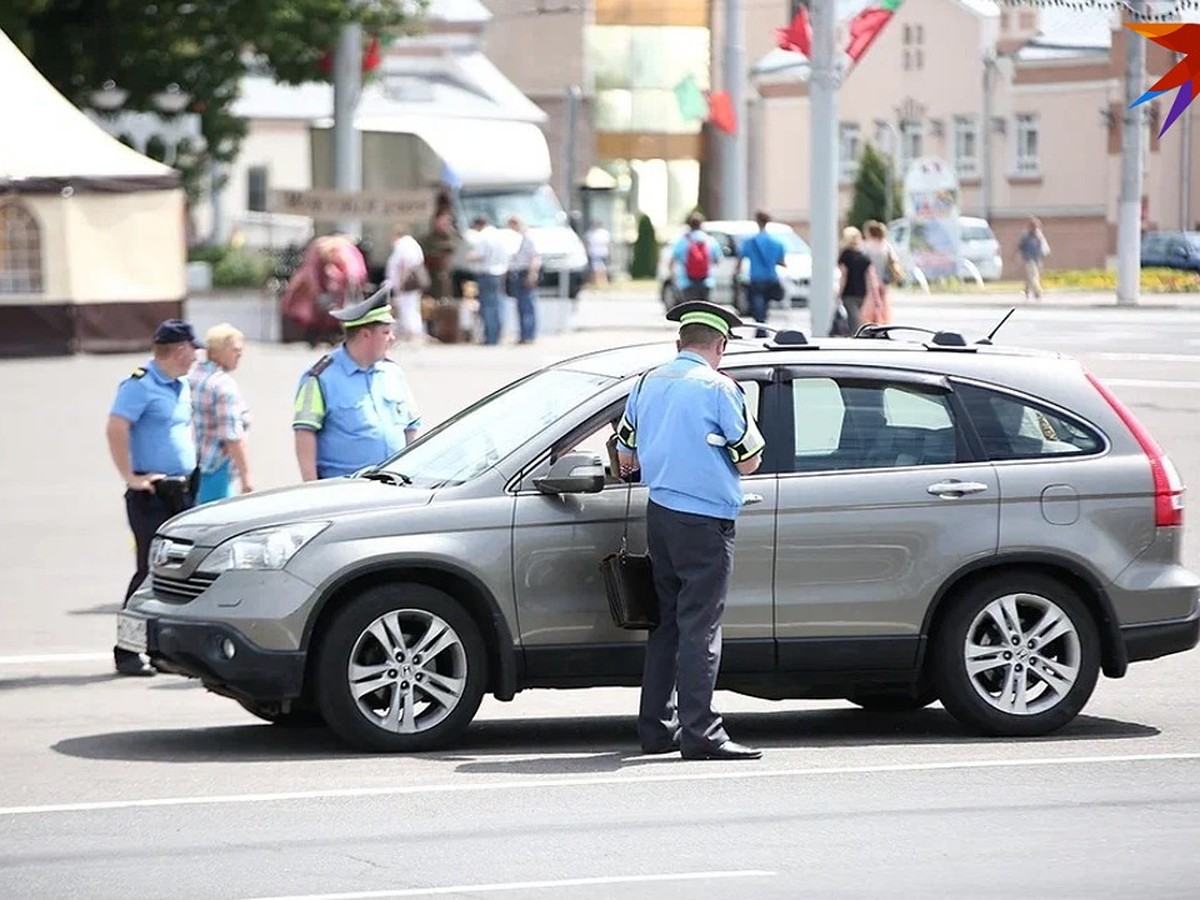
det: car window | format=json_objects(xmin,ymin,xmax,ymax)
[
  {"xmin": 956, "ymin": 383, "xmax": 1102, "ymax": 460},
  {"xmin": 960, "ymin": 225, "xmax": 995, "ymax": 241},
  {"xmin": 790, "ymin": 378, "xmax": 958, "ymax": 472}
]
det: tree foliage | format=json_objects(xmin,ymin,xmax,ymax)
[
  {"xmin": 846, "ymin": 142, "xmax": 902, "ymax": 230},
  {"xmin": 0, "ymin": 1, "xmax": 427, "ymax": 218},
  {"xmin": 630, "ymin": 214, "xmax": 659, "ymax": 279}
]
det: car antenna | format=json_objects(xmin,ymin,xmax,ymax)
[{"xmin": 977, "ymin": 307, "xmax": 1016, "ymax": 345}]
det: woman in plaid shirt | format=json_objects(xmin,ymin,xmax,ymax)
[{"xmin": 189, "ymin": 323, "xmax": 254, "ymax": 504}]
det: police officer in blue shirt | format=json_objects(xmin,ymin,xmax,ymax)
[
  {"xmin": 106, "ymin": 319, "xmax": 201, "ymax": 676},
  {"xmin": 293, "ymin": 288, "xmax": 422, "ymax": 481},
  {"xmin": 616, "ymin": 300, "xmax": 766, "ymax": 760}
]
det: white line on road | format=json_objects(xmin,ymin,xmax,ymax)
[
  {"xmin": 0, "ymin": 652, "xmax": 110, "ymax": 666},
  {"xmin": 244, "ymin": 870, "xmax": 778, "ymax": 900},
  {"xmin": 1090, "ymin": 352, "xmax": 1200, "ymax": 362},
  {"xmin": 3, "ymin": 751, "xmax": 1198, "ymax": 818}
]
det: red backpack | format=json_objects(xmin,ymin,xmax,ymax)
[{"xmin": 684, "ymin": 235, "xmax": 709, "ymax": 281}]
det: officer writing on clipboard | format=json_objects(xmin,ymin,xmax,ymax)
[{"xmin": 616, "ymin": 300, "xmax": 766, "ymax": 760}]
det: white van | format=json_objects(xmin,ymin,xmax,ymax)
[{"xmin": 888, "ymin": 215, "xmax": 1003, "ymax": 283}]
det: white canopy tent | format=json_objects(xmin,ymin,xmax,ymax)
[{"xmin": 0, "ymin": 28, "xmax": 186, "ymax": 356}]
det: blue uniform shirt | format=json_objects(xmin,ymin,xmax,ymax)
[
  {"xmin": 742, "ymin": 230, "xmax": 786, "ymax": 283},
  {"xmin": 109, "ymin": 360, "xmax": 197, "ymax": 476},
  {"xmin": 672, "ymin": 230, "xmax": 723, "ymax": 290},
  {"xmin": 617, "ymin": 351, "xmax": 765, "ymax": 521},
  {"xmin": 292, "ymin": 346, "xmax": 422, "ymax": 479}
]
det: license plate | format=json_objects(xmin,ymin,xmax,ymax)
[{"xmin": 115, "ymin": 612, "xmax": 148, "ymax": 653}]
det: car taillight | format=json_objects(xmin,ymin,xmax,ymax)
[{"xmin": 1086, "ymin": 372, "xmax": 1184, "ymax": 527}]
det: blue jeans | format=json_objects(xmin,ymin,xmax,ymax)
[
  {"xmin": 512, "ymin": 271, "xmax": 537, "ymax": 342},
  {"xmin": 747, "ymin": 281, "xmax": 773, "ymax": 337},
  {"xmin": 477, "ymin": 273, "xmax": 502, "ymax": 345},
  {"xmin": 196, "ymin": 459, "xmax": 236, "ymax": 504}
]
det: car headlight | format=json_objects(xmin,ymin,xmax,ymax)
[{"xmin": 197, "ymin": 522, "xmax": 329, "ymax": 574}]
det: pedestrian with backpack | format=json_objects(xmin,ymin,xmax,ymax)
[{"xmin": 671, "ymin": 213, "xmax": 723, "ymax": 305}]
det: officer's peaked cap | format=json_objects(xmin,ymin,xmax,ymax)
[
  {"xmin": 152, "ymin": 319, "xmax": 203, "ymax": 347},
  {"xmin": 666, "ymin": 300, "xmax": 744, "ymax": 338},
  {"xmin": 330, "ymin": 284, "xmax": 396, "ymax": 328}
]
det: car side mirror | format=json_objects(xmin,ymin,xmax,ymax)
[{"xmin": 534, "ymin": 452, "xmax": 605, "ymax": 495}]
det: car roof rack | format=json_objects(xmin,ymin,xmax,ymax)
[{"xmin": 731, "ymin": 323, "xmax": 820, "ymax": 351}]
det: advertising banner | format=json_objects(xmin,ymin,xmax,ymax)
[{"xmin": 902, "ymin": 157, "xmax": 961, "ymax": 281}]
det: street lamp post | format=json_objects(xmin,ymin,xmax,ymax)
[{"xmin": 84, "ymin": 80, "xmax": 203, "ymax": 168}]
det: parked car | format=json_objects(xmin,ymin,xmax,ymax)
[
  {"xmin": 1141, "ymin": 230, "xmax": 1200, "ymax": 272},
  {"xmin": 657, "ymin": 220, "xmax": 813, "ymax": 312},
  {"xmin": 118, "ymin": 326, "xmax": 1198, "ymax": 752},
  {"xmin": 889, "ymin": 216, "xmax": 1004, "ymax": 282}
]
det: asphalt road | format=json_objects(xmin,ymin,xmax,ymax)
[{"xmin": 2, "ymin": 288, "xmax": 1199, "ymax": 898}]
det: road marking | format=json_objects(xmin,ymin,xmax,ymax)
[
  {"xmin": 0, "ymin": 652, "xmax": 110, "ymax": 666},
  {"xmin": 244, "ymin": 870, "xmax": 777, "ymax": 900},
  {"xmin": 1090, "ymin": 352, "xmax": 1200, "ymax": 362},
  {"xmin": 2, "ymin": 751, "xmax": 1198, "ymax": 818},
  {"xmin": 1101, "ymin": 378, "xmax": 1200, "ymax": 389}
]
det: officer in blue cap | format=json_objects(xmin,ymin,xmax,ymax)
[
  {"xmin": 616, "ymin": 300, "xmax": 766, "ymax": 760},
  {"xmin": 293, "ymin": 286, "xmax": 422, "ymax": 481},
  {"xmin": 107, "ymin": 319, "xmax": 202, "ymax": 676}
]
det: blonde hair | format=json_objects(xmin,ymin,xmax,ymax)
[
  {"xmin": 205, "ymin": 322, "xmax": 244, "ymax": 352},
  {"xmin": 842, "ymin": 226, "xmax": 863, "ymax": 248}
]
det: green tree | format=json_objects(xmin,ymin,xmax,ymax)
[
  {"xmin": 0, "ymin": 1, "xmax": 428, "ymax": 219},
  {"xmin": 629, "ymin": 214, "xmax": 659, "ymax": 279},
  {"xmin": 846, "ymin": 142, "xmax": 902, "ymax": 230}
]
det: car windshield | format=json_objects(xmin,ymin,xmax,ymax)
[
  {"xmin": 459, "ymin": 185, "xmax": 566, "ymax": 229},
  {"xmin": 374, "ymin": 369, "xmax": 615, "ymax": 486},
  {"xmin": 960, "ymin": 225, "xmax": 995, "ymax": 241}
]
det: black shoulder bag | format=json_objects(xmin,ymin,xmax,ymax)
[{"xmin": 599, "ymin": 474, "xmax": 659, "ymax": 631}]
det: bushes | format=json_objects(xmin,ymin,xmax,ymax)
[
  {"xmin": 1040, "ymin": 267, "xmax": 1200, "ymax": 293},
  {"xmin": 629, "ymin": 214, "xmax": 659, "ymax": 280},
  {"xmin": 189, "ymin": 245, "xmax": 273, "ymax": 289}
]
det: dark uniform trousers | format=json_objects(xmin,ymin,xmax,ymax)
[
  {"xmin": 638, "ymin": 499, "xmax": 736, "ymax": 755},
  {"xmin": 122, "ymin": 486, "xmax": 195, "ymax": 602}
]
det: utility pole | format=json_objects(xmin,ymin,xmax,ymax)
[
  {"xmin": 981, "ymin": 55, "xmax": 995, "ymax": 222},
  {"xmin": 564, "ymin": 85, "xmax": 581, "ymax": 228},
  {"xmin": 808, "ymin": 0, "xmax": 839, "ymax": 335},
  {"xmin": 721, "ymin": 0, "xmax": 747, "ymax": 220},
  {"xmin": 1116, "ymin": 4, "xmax": 1146, "ymax": 306},
  {"xmin": 332, "ymin": 22, "xmax": 363, "ymax": 238}
]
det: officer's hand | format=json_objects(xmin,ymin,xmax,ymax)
[{"xmin": 127, "ymin": 474, "xmax": 162, "ymax": 492}]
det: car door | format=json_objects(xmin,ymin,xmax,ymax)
[
  {"xmin": 510, "ymin": 368, "xmax": 780, "ymax": 683},
  {"xmin": 772, "ymin": 366, "xmax": 1000, "ymax": 674}
]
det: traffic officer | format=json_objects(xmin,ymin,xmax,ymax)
[
  {"xmin": 293, "ymin": 287, "xmax": 422, "ymax": 481},
  {"xmin": 106, "ymin": 319, "xmax": 201, "ymax": 676},
  {"xmin": 616, "ymin": 300, "xmax": 766, "ymax": 760}
]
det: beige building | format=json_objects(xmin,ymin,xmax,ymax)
[{"xmin": 483, "ymin": 0, "xmax": 1199, "ymax": 271}]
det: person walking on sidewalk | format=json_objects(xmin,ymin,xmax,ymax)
[
  {"xmin": 740, "ymin": 211, "xmax": 786, "ymax": 336},
  {"xmin": 1017, "ymin": 217, "xmax": 1051, "ymax": 301},
  {"xmin": 670, "ymin": 214, "xmax": 723, "ymax": 304},
  {"xmin": 466, "ymin": 216, "xmax": 510, "ymax": 344},
  {"xmin": 507, "ymin": 215, "xmax": 541, "ymax": 344},
  {"xmin": 189, "ymin": 323, "xmax": 253, "ymax": 503}
]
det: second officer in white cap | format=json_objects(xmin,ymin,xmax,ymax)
[{"xmin": 292, "ymin": 288, "xmax": 422, "ymax": 481}]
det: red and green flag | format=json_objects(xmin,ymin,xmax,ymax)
[{"xmin": 776, "ymin": 0, "xmax": 903, "ymax": 68}]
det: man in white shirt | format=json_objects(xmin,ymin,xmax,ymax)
[
  {"xmin": 586, "ymin": 220, "xmax": 611, "ymax": 286},
  {"xmin": 506, "ymin": 215, "xmax": 541, "ymax": 344},
  {"xmin": 466, "ymin": 216, "xmax": 509, "ymax": 345},
  {"xmin": 384, "ymin": 225, "xmax": 427, "ymax": 343}
]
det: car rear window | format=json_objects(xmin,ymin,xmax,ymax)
[{"xmin": 955, "ymin": 383, "xmax": 1103, "ymax": 460}]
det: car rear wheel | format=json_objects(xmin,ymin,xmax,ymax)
[
  {"xmin": 315, "ymin": 584, "xmax": 486, "ymax": 753},
  {"xmin": 933, "ymin": 573, "xmax": 1100, "ymax": 737}
]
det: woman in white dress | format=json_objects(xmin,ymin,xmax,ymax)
[{"xmin": 385, "ymin": 225, "xmax": 427, "ymax": 343}]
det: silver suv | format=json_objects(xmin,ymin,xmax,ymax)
[{"xmin": 118, "ymin": 325, "xmax": 1200, "ymax": 752}]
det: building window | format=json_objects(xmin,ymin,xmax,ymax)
[
  {"xmin": 1014, "ymin": 113, "xmax": 1040, "ymax": 175},
  {"xmin": 899, "ymin": 120, "xmax": 924, "ymax": 172},
  {"xmin": 839, "ymin": 121, "xmax": 862, "ymax": 182},
  {"xmin": 0, "ymin": 200, "xmax": 43, "ymax": 294},
  {"xmin": 902, "ymin": 21, "xmax": 924, "ymax": 70},
  {"xmin": 953, "ymin": 115, "xmax": 978, "ymax": 177},
  {"xmin": 247, "ymin": 166, "xmax": 269, "ymax": 213}
]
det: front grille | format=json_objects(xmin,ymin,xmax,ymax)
[{"xmin": 152, "ymin": 572, "xmax": 218, "ymax": 602}]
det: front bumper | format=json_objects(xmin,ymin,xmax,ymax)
[
  {"xmin": 1122, "ymin": 600, "xmax": 1200, "ymax": 664},
  {"xmin": 146, "ymin": 615, "xmax": 306, "ymax": 704}
]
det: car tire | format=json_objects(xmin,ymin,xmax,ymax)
[
  {"xmin": 315, "ymin": 584, "xmax": 487, "ymax": 753},
  {"xmin": 661, "ymin": 282, "xmax": 680, "ymax": 311},
  {"xmin": 237, "ymin": 699, "xmax": 326, "ymax": 728},
  {"xmin": 848, "ymin": 686, "xmax": 938, "ymax": 712},
  {"xmin": 932, "ymin": 573, "xmax": 1100, "ymax": 737}
]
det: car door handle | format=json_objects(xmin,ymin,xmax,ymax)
[
  {"xmin": 743, "ymin": 493, "xmax": 764, "ymax": 505},
  {"xmin": 927, "ymin": 481, "xmax": 989, "ymax": 498}
]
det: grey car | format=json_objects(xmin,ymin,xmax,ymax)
[{"xmin": 118, "ymin": 325, "xmax": 1200, "ymax": 753}]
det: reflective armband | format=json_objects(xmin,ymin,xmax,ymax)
[
  {"xmin": 727, "ymin": 415, "xmax": 765, "ymax": 463},
  {"xmin": 616, "ymin": 414, "xmax": 637, "ymax": 449}
]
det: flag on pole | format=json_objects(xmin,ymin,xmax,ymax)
[
  {"xmin": 846, "ymin": 0, "xmax": 904, "ymax": 63},
  {"xmin": 777, "ymin": 7, "xmax": 812, "ymax": 57},
  {"xmin": 708, "ymin": 90, "xmax": 737, "ymax": 134},
  {"xmin": 673, "ymin": 74, "xmax": 709, "ymax": 121}
]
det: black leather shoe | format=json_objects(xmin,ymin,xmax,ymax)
[
  {"xmin": 114, "ymin": 649, "xmax": 156, "ymax": 677},
  {"xmin": 681, "ymin": 740, "xmax": 762, "ymax": 761}
]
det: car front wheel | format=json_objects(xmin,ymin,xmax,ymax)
[
  {"xmin": 933, "ymin": 573, "xmax": 1100, "ymax": 737},
  {"xmin": 315, "ymin": 584, "xmax": 486, "ymax": 753}
]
